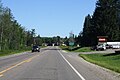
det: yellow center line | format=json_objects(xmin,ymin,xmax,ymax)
[
  {"xmin": 0, "ymin": 74, "xmax": 3, "ymax": 77},
  {"xmin": 25, "ymin": 59, "xmax": 32, "ymax": 62},
  {"xmin": 0, "ymin": 60, "xmax": 26, "ymax": 75},
  {"xmin": 0, "ymin": 50, "xmax": 48, "ymax": 77},
  {"xmin": 0, "ymin": 54, "xmax": 39, "ymax": 75}
]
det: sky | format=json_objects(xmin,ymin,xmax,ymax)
[{"xmin": 2, "ymin": 0, "xmax": 96, "ymax": 37}]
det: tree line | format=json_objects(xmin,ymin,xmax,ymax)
[
  {"xmin": 75, "ymin": 0, "xmax": 120, "ymax": 47},
  {"xmin": 0, "ymin": 1, "xmax": 63, "ymax": 51},
  {"xmin": 0, "ymin": 1, "xmax": 38, "ymax": 51},
  {"xmin": 2, "ymin": 0, "xmax": 120, "ymax": 49}
]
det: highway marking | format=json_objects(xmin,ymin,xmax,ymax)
[
  {"xmin": 25, "ymin": 59, "xmax": 32, "ymax": 62},
  {"xmin": 0, "ymin": 60, "xmax": 26, "ymax": 75},
  {"xmin": 0, "ymin": 51, "xmax": 48, "ymax": 76},
  {"xmin": 0, "ymin": 74, "xmax": 3, "ymax": 77},
  {"xmin": 58, "ymin": 50, "xmax": 86, "ymax": 80},
  {"xmin": 25, "ymin": 55, "xmax": 39, "ymax": 62}
]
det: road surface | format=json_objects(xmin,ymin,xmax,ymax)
[{"xmin": 0, "ymin": 46, "xmax": 119, "ymax": 80}]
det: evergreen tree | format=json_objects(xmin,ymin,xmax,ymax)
[
  {"xmin": 82, "ymin": 14, "xmax": 96, "ymax": 46},
  {"xmin": 81, "ymin": 0, "xmax": 120, "ymax": 46},
  {"xmin": 93, "ymin": 0, "xmax": 120, "ymax": 41}
]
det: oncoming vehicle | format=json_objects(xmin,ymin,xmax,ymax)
[{"xmin": 32, "ymin": 45, "xmax": 40, "ymax": 52}]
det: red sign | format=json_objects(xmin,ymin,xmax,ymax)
[{"xmin": 99, "ymin": 38, "xmax": 106, "ymax": 42}]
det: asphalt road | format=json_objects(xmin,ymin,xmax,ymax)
[{"xmin": 0, "ymin": 46, "xmax": 119, "ymax": 80}]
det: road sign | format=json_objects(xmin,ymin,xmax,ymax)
[{"xmin": 69, "ymin": 42, "xmax": 74, "ymax": 46}]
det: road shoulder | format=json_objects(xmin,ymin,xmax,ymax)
[{"xmin": 61, "ymin": 50, "xmax": 120, "ymax": 80}]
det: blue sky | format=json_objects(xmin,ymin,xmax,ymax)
[{"xmin": 2, "ymin": 0, "xmax": 96, "ymax": 37}]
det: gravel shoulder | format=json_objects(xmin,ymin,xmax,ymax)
[{"xmin": 61, "ymin": 50, "xmax": 120, "ymax": 80}]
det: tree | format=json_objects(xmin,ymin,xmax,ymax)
[
  {"xmin": 64, "ymin": 36, "xmax": 69, "ymax": 46},
  {"xmin": 55, "ymin": 36, "xmax": 60, "ymax": 45},
  {"xmin": 81, "ymin": 0, "xmax": 120, "ymax": 47},
  {"xmin": 92, "ymin": 0, "xmax": 120, "ymax": 41},
  {"xmin": 0, "ymin": 0, "xmax": 37, "ymax": 51},
  {"xmin": 82, "ymin": 14, "xmax": 96, "ymax": 46},
  {"xmin": 75, "ymin": 31, "xmax": 83, "ymax": 46},
  {"xmin": 35, "ymin": 35, "xmax": 42, "ymax": 46},
  {"xmin": 0, "ymin": 7, "xmax": 14, "ymax": 50},
  {"xmin": 0, "ymin": 0, "xmax": 3, "ymax": 50}
]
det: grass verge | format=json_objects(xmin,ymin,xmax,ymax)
[
  {"xmin": 0, "ymin": 50, "xmax": 30, "ymax": 57},
  {"xmin": 59, "ymin": 46, "xmax": 93, "ymax": 52},
  {"xmin": 0, "ymin": 46, "xmax": 46, "ymax": 57},
  {"xmin": 74, "ymin": 47, "xmax": 93, "ymax": 52},
  {"xmin": 79, "ymin": 53, "xmax": 120, "ymax": 73},
  {"xmin": 59, "ymin": 46, "xmax": 69, "ymax": 51},
  {"xmin": 0, "ymin": 46, "xmax": 31, "ymax": 57}
]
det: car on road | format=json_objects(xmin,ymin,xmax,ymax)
[{"xmin": 32, "ymin": 45, "xmax": 40, "ymax": 52}]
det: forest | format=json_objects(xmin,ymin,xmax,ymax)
[
  {"xmin": 75, "ymin": 0, "xmax": 120, "ymax": 47},
  {"xmin": 0, "ymin": 1, "xmax": 47, "ymax": 51}
]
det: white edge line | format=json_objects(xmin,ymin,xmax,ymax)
[{"xmin": 58, "ymin": 50, "xmax": 86, "ymax": 80}]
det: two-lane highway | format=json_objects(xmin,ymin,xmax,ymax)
[{"xmin": 0, "ymin": 46, "xmax": 119, "ymax": 80}]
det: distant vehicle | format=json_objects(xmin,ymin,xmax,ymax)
[
  {"xmin": 105, "ymin": 44, "xmax": 113, "ymax": 49},
  {"xmin": 106, "ymin": 42, "xmax": 120, "ymax": 49},
  {"xmin": 96, "ymin": 44, "xmax": 106, "ymax": 51},
  {"xmin": 32, "ymin": 45, "xmax": 40, "ymax": 52},
  {"xmin": 91, "ymin": 46, "xmax": 97, "ymax": 50},
  {"xmin": 95, "ymin": 42, "xmax": 120, "ymax": 51},
  {"xmin": 112, "ymin": 44, "xmax": 120, "ymax": 49}
]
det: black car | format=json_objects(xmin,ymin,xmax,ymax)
[{"xmin": 32, "ymin": 45, "xmax": 40, "ymax": 52}]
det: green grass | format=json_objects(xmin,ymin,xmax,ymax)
[
  {"xmin": 59, "ymin": 46, "xmax": 93, "ymax": 52},
  {"xmin": 0, "ymin": 46, "xmax": 32, "ymax": 57},
  {"xmin": 0, "ymin": 46, "xmax": 46, "ymax": 57},
  {"xmin": 74, "ymin": 47, "xmax": 93, "ymax": 52},
  {"xmin": 0, "ymin": 50, "xmax": 30, "ymax": 57},
  {"xmin": 80, "ymin": 53, "xmax": 120, "ymax": 73},
  {"xmin": 59, "ymin": 46, "xmax": 69, "ymax": 49},
  {"xmin": 59, "ymin": 46, "xmax": 69, "ymax": 51}
]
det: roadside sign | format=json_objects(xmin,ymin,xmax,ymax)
[
  {"xmin": 99, "ymin": 38, "xmax": 107, "ymax": 42},
  {"xmin": 69, "ymin": 42, "xmax": 74, "ymax": 46},
  {"xmin": 97, "ymin": 36, "xmax": 108, "ymax": 42}
]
